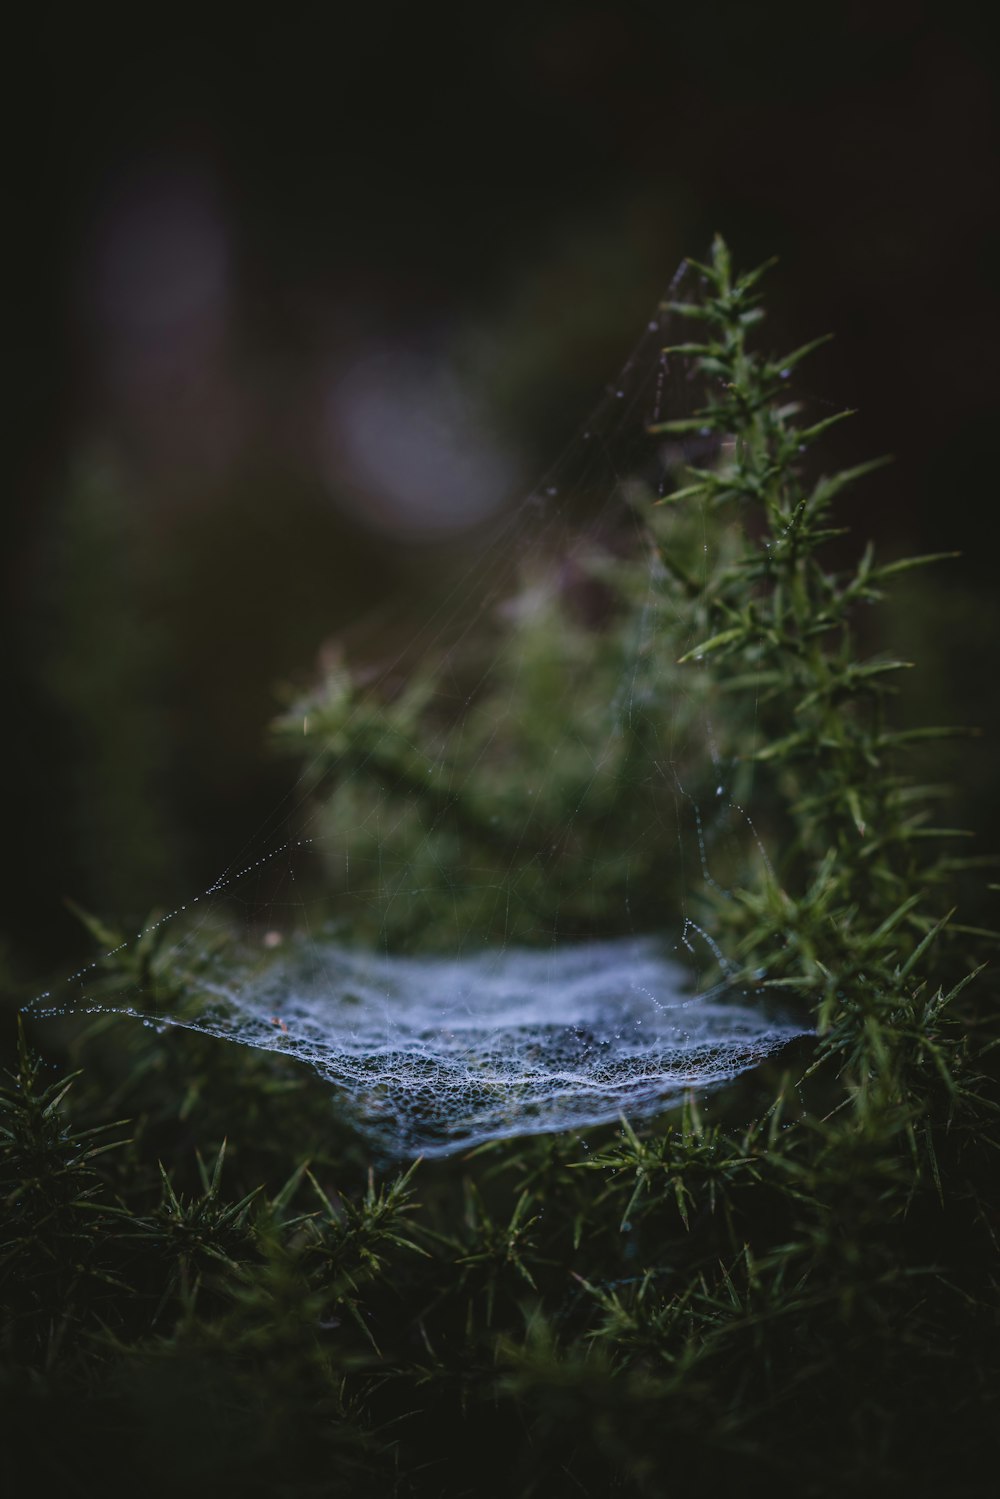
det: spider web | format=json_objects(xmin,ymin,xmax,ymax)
[{"xmin": 32, "ymin": 258, "xmax": 811, "ymax": 1157}]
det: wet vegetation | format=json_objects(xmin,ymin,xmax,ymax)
[{"xmin": 3, "ymin": 242, "xmax": 998, "ymax": 1496}]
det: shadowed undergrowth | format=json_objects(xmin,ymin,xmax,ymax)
[{"xmin": 3, "ymin": 241, "xmax": 998, "ymax": 1496}]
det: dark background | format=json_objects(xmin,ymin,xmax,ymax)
[{"xmin": 5, "ymin": 0, "xmax": 998, "ymax": 978}]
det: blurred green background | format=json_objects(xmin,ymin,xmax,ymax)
[{"xmin": 5, "ymin": 0, "xmax": 998, "ymax": 976}]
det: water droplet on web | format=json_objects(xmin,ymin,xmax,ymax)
[
  {"xmin": 25, "ymin": 260, "xmax": 812, "ymax": 1160},
  {"xmin": 75, "ymin": 935, "xmax": 806, "ymax": 1158}
]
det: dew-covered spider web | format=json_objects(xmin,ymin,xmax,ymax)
[{"xmin": 32, "ymin": 258, "xmax": 812, "ymax": 1158}]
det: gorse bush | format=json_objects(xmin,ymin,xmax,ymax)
[{"xmin": 3, "ymin": 239, "xmax": 998, "ymax": 1497}]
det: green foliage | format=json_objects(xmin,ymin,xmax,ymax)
[
  {"xmin": 652, "ymin": 242, "xmax": 989, "ymax": 1002},
  {"xmin": 273, "ymin": 594, "xmax": 707, "ymax": 947},
  {"xmin": 4, "ymin": 240, "xmax": 999, "ymax": 1495},
  {"xmin": 0, "ymin": 1020, "xmax": 131, "ymax": 1360},
  {"xmin": 272, "ymin": 475, "xmax": 734, "ymax": 949}
]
